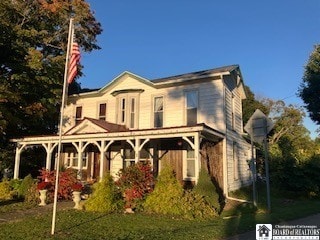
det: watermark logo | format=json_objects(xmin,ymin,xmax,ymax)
[
  {"xmin": 256, "ymin": 224, "xmax": 320, "ymax": 239},
  {"xmin": 256, "ymin": 224, "xmax": 272, "ymax": 240}
]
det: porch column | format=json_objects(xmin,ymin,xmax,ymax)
[
  {"xmin": 135, "ymin": 138, "xmax": 140, "ymax": 163},
  {"xmin": 14, "ymin": 144, "xmax": 25, "ymax": 179},
  {"xmin": 99, "ymin": 140, "xmax": 106, "ymax": 180},
  {"xmin": 194, "ymin": 132, "xmax": 200, "ymax": 184},
  {"xmin": 100, "ymin": 140, "xmax": 114, "ymax": 182},
  {"xmin": 77, "ymin": 151, "xmax": 83, "ymax": 180},
  {"xmin": 42, "ymin": 142, "xmax": 57, "ymax": 171},
  {"xmin": 72, "ymin": 141, "xmax": 83, "ymax": 180}
]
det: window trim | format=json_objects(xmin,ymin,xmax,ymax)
[
  {"xmin": 183, "ymin": 145, "xmax": 196, "ymax": 181},
  {"xmin": 185, "ymin": 89, "xmax": 198, "ymax": 126},
  {"xmin": 153, "ymin": 95, "xmax": 164, "ymax": 128},
  {"xmin": 65, "ymin": 152, "xmax": 88, "ymax": 170},
  {"xmin": 233, "ymin": 142, "xmax": 239, "ymax": 180},
  {"xmin": 75, "ymin": 105, "xmax": 83, "ymax": 124},
  {"xmin": 116, "ymin": 94, "xmax": 139, "ymax": 129},
  {"xmin": 98, "ymin": 102, "xmax": 107, "ymax": 121}
]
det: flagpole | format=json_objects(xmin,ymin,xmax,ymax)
[{"xmin": 51, "ymin": 17, "xmax": 74, "ymax": 235}]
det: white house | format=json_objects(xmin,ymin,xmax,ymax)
[{"xmin": 12, "ymin": 64, "xmax": 252, "ymax": 193}]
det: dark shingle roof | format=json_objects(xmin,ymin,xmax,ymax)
[
  {"xmin": 84, "ymin": 118, "xmax": 129, "ymax": 132},
  {"xmin": 151, "ymin": 64, "xmax": 239, "ymax": 84}
]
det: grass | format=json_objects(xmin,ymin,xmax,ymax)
[{"xmin": 1, "ymin": 183, "xmax": 320, "ymax": 240}]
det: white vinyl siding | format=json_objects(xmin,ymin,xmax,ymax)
[{"xmin": 64, "ymin": 75, "xmax": 225, "ymax": 132}]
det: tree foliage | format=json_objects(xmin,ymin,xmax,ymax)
[
  {"xmin": 242, "ymin": 85, "xmax": 269, "ymax": 125},
  {"xmin": 298, "ymin": 44, "xmax": 320, "ymax": 126},
  {"xmin": 0, "ymin": 0, "xmax": 102, "ymax": 169}
]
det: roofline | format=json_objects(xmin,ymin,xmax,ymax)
[
  {"xmin": 11, "ymin": 124, "xmax": 225, "ymax": 144},
  {"xmin": 68, "ymin": 65, "xmax": 243, "ymax": 99}
]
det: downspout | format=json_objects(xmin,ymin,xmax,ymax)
[
  {"xmin": 225, "ymin": 193, "xmax": 252, "ymax": 203},
  {"xmin": 223, "ymin": 138, "xmax": 250, "ymax": 203}
]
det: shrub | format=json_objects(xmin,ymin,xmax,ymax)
[
  {"xmin": 193, "ymin": 167, "xmax": 221, "ymax": 212},
  {"xmin": 85, "ymin": 174, "xmax": 121, "ymax": 213},
  {"xmin": 0, "ymin": 179, "xmax": 13, "ymax": 200},
  {"xmin": 24, "ymin": 182, "xmax": 38, "ymax": 204},
  {"xmin": 144, "ymin": 164, "xmax": 218, "ymax": 219},
  {"xmin": 9, "ymin": 179, "xmax": 22, "ymax": 199},
  {"xmin": 181, "ymin": 190, "xmax": 218, "ymax": 219},
  {"xmin": 37, "ymin": 168, "xmax": 78, "ymax": 201},
  {"xmin": 19, "ymin": 174, "xmax": 36, "ymax": 199},
  {"xmin": 116, "ymin": 162, "xmax": 154, "ymax": 210},
  {"xmin": 144, "ymin": 164, "xmax": 184, "ymax": 216}
]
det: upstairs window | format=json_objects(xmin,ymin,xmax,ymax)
[
  {"xmin": 186, "ymin": 90, "xmax": 198, "ymax": 126},
  {"xmin": 116, "ymin": 95, "xmax": 138, "ymax": 129},
  {"xmin": 99, "ymin": 103, "xmax": 106, "ymax": 120},
  {"xmin": 130, "ymin": 98, "xmax": 136, "ymax": 128},
  {"xmin": 154, "ymin": 96, "xmax": 163, "ymax": 128},
  {"xmin": 231, "ymin": 93, "xmax": 235, "ymax": 130},
  {"xmin": 120, "ymin": 98, "xmax": 126, "ymax": 124},
  {"xmin": 75, "ymin": 106, "xmax": 82, "ymax": 124}
]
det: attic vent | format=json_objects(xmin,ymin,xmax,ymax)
[{"xmin": 111, "ymin": 89, "xmax": 144, "ymax": 96}]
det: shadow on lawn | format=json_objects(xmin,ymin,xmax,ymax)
[
  {"xmin": 222, "ymin": 201, "xmax": 258, "ymax": 239},
  {"xmin": 0, "ymin": 199, "xmax": 23, "ymax": 207},
  {"xmin": 57, "ymin": 212, "xmax": 109, "ymax": 232}
]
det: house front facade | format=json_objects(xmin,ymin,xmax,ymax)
[{"xmin": 12, "ymin": 65, "xmax": 252, "ymax": 193}]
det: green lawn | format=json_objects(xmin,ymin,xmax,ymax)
[{"xmin": 1, "ymin": 185, "xmax": 320, "ymax": 240}]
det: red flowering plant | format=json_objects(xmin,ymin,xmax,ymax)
[
  {"xmin": 116, "ymin": 161, "xmax": 154, "ymax": 210},
  {"xmin": 71, "ymin": 182, "xmax": 83, "ymax": 192},
  {"xmin": 37, "ymin": 181, "xmax": 51, "ymax": 191},
  {"xmin": 37, "ymin": 168, "xmax": 78, "ymax": 201}
]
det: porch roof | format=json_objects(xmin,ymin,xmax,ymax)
[{"xmin": 11, "ymin": 123, "xmax": 224, "ymax": 146}]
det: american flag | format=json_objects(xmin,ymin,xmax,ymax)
[{"xmin": 67, "ymin": 41, "xmax": 81, "ymax": 84}]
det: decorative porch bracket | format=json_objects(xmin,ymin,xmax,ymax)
[{"xmin": 14, "ymin": 143, "xmax": 26, "ymax": 179}]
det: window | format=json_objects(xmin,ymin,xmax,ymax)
[
  {"xmin": 120, "ymin": 98, "xmax": 126, "ymax": 124},
  {"xmin": 65, "ymin": 152, "xmax": 88, "ymax": 169},
  {"xmin": 186, "ymin": 146, "xmax": 195, "ymax": 178},
  {"xmin": 154, "ymin": 96, "xmax": 163, "ymax": 128},
  {"xmin": 99, "ymin": 103, "xmax": 106, "ymax": 120},
  {"xmin": 186, "ymin": 90, "xmax": 198, "ymax": 126},
  {"xmin": 75, "ymin": 106, "xmax": 82, "ymax": 124},
  {"xmin": 130, "ymin": 98, "xmax": 135, "ymax": 128},
  {"xmin": 117, "ymin": 96, "xmax": 138, "ymax": 128},
  {"xmin": 233, "ymin": 142, "xmax": 239, "ymax": 180},
  {"xmin": 231, "ymin": 93, "xmax": 235, "ymax": 130},
  {"xmin": 124, "ymin": 148, "xmax": 135, "ymax": 168}
]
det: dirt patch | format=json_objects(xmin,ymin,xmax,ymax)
[{"xmin": 0, "ymin": 201, "xmax": 74, "ymax": 223}]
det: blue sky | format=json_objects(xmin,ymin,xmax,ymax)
[{"xmin": 80, "ymin": 0, "xmax": 319, "ymax": 138}]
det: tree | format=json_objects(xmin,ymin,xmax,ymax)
[
  {"xmin": 242, "ymin": 85, "xmax": 269, "ymax": 125},
  {"xmin": 0, "ymin": 0, "xmax": 102, "ymax": 170},
  {"xmin": 298, "ymin": 45, "xmax": 320, "ymax": 126}
]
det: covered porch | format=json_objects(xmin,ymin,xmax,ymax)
[{"xmin": 12, "ymin": 124, "xmax": 225, "ymax": 187}]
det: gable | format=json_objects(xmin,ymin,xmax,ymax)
[
  {"xmin": 99, "ymin": 71, "xmax": 155, "ymax": 94},
  {"xmin": 64, "ymin": 118, "xmax": 128, "ymax": 135},
  {"xmin": 223, "ymin": 68, "xmax": 246, "ymax": 99}
]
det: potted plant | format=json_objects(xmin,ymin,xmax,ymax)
[
  {"xmin": 37, "ymin": 181, "xmax": 51, "ymax": 206},
  {"xmin": 71, "ymin": 182, "xmax": 83, "ymax": 209}
]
